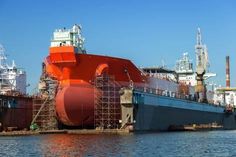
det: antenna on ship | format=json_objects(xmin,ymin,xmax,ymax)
[
  {"xmin": 197, "ymin": 28, "xmax": 202, "ymax": 45},
  {"xmin": 0, "ymin": 44, "xmax": 7, "ymax": 68}
]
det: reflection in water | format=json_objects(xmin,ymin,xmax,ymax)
[
  {"xmin": 40, "ymin": 134, "xmax": 136, "ymax": 157},
  {"xmin": 1, "ymin": 131, "xmax": 236, "ymax": 157},
  {"xmin": 41, "ymin": 134, "xmax": 85, "ymax": 156}
]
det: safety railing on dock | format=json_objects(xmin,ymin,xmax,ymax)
[{"xmin": 132, "ymin": 86, "xmax": 232, "ymax": 110}]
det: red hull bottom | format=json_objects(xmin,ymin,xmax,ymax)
[{"xmin": 56, "ymin": 84, "xmax": 95, "ymax": 126}]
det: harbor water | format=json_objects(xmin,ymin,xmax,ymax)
[{"xmin": 0, "ymin": 130, "xmax": 236, "ymax": 157}]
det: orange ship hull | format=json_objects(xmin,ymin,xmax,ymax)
[{"xmin": 45, "ymin": 46, "xmax": 146, "ymax": 126}]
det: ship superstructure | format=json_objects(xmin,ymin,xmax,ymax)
[
  {"xmin": 50, "ymin": 24, "xmax": 86, "ymax": 54},
  {"xmin": 0, "ymin": 44, "xmax": 26, "ymax": 94},
  {"xmin": 175, "ymin": 52, "xmax": 195, "ymax": 86}
]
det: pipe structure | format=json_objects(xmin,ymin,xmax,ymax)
[{"xmin": 226, "ymin": 56, "xmax": 230, "ymax": 88}]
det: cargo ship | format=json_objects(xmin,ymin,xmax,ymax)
[
  {"xmin": 42, "ymin": 25, "xmax": 236, "ymax": 131},
  {"xmin": 0, "ymin": 44, "xmax": 32, "ymax": 131}
]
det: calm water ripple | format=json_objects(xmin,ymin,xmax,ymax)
[{"xmin": 0, "ymin": 130, "xmax": 236, "ymax": 157}]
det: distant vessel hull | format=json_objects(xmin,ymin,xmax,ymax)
[{"xmin": 0, "ymin": 95, "xmax": 33, "ymax": 131}]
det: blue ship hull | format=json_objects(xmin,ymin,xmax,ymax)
[{"xmin": 131, "ymin": 91, "xmax": 236, "ymax": 131}]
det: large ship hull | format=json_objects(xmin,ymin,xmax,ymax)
[{"xmin": 46, "ymin": 49, "xmax": 147, "ymax": 127}]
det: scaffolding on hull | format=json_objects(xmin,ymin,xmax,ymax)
[
  {"xmin": 31, "ymin": 63, "xmax": 58, "ymax": 130},
  {"xmin": 32, "ymin": 98, "xmax": 57, "ymax": 130},
  {"xmin": 94, "ymin": 75, "xmax": 121, "ymax": 129}
]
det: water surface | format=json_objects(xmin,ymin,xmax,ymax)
[{"xmin": 0, "ymin": 130, "xmax": 236, "ymax": 157}]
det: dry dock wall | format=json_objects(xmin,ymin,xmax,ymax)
[{"xmin": 121, "ymin": 89, "xmax": 236, "ymax": 131}]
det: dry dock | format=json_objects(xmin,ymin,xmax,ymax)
[
  {"xmin": 0, "ymin": 125, "xmax": 225, "ymax": 136},
  {"xmin": 0, "ymin": 129, "xmax": 131, "ymax": 136}
]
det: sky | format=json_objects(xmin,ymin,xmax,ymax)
[{"xmin": 0, "ymin": 0, "xmax": 236, "ymax": 93}]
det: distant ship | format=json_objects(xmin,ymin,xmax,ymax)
[
  {"xmin": 0, "ymin": 45, "xmax": 26, "ymax": 95},
  {"xmin": 0, "ymin": 44, "xmax": 32, "ymax": 131},
  {"xmin": 42, "ymin": 25, "xmax": 236, "ymax": 131}
]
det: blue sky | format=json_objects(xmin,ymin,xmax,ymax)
[{"xmin": 0, "ymin": 0, "xmax": 236, "ymax": 93}]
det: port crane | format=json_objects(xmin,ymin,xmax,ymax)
[{"xmin": 195, "ymin": 28, "xmax": 213, "ymax": 102}]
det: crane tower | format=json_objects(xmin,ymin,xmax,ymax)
[{"xmin": 195, "ymin": 28, "xmax": 209, "ymax": 102}]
